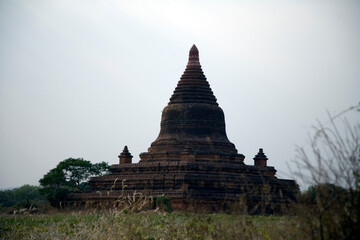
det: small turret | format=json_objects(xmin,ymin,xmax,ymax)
[
  {"xmin": 118, "ymin": 146, "xmax": 133, "ymax": 164},
  {"xmin": 253, "ymin": 148, "xmax": 268, "ymax": 167}
]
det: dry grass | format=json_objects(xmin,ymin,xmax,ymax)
[{"xmin": 0, "ymin": 211, "xmax": 304, "ymax": 240}]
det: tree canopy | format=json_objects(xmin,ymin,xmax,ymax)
[{"xmin": 39, "ymin": 158, "xmax": 109, "ymax": 206}]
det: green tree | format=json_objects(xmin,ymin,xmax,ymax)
[
  {"xmin": 39, "ymin": 158, "xmax": 109, "ymax": 206},
  {"xmin": 300, "ymin": 183, "xmax": 347, "ymax": 204}
]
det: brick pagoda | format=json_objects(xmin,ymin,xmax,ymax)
[{"xmin": 67, "ymin": 45, "xmax": 298, "ymax": 212}]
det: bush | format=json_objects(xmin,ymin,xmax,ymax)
[{"xmin": 155, "ymin": 196, "xmax": 173, "ymax": 213}]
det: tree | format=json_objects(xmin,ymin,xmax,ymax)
[
  {"xmin": 39, "ymin": 158, "xmax": 109, "ymax": 206},
  {"xmin": 300, "ymin": 183, "xmax": 347, "ymax": 204}
]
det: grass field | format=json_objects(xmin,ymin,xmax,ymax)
[{"xmin": 0, "ymin": 211, "xmax": 305, "ymax": 240}]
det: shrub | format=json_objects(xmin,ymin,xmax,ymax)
[{"xmin": 155, "ymin": 196, "xmax": 173, "ymax": 213}]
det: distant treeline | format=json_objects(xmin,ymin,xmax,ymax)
[{"xmin": 0, "ymin": 185, "xmax": 48, "ymax": 210}]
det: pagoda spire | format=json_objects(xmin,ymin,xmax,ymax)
[
  {"xmin": 168, "ymin": 45, "xmax": 218, "ymax": 105},
  {"xmin": 186, "ymin": 44, "xmax": 200, "ymax": 68},
  {"xmin": 140, "ymin": 44, "xmax": 240, "ymax": 161}
]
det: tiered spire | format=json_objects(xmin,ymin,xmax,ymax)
[
  {"xmin": 169, "ymin": 45, "xmax": 218, "ymax": 105},
  {"xmin": 140, "ymin": 44, "xmax": 240, "ymax": 161}
]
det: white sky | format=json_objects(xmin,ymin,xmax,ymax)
[{"xmin": 1, "ymin": 0, "xmax": 359, "ymax": 189}]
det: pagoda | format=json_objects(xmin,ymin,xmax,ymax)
[{"xmin": 67, "ymin": 45, "xmax": 298, "ymax": 213}]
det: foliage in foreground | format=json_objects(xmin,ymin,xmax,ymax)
[
  {"xmin": 297, "ymin": 183, "xmax": 360, "ymax": 240},
  {"xmin": 39, "ymin": 158, "xmax": 109, "ymax": 207},
  {"xmin": 293, "ymin": 104, "xmax": 360, "ymax": 240},
  {"xmin": 0, "ymin": 211, "xmax": 302, "ymax": 240}
]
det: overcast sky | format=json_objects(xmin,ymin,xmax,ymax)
[{"xmin": 1, "ymin": 0, "xmax": 359, "ymax": 190}]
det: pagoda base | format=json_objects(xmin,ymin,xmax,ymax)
[{"xmin": 66, "ymin": 160, "xmax": 298, "ymax": 214}]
